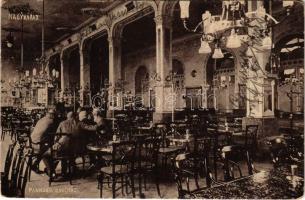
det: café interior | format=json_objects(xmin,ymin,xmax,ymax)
[{"xmin": 0, "ymin": 0, "xmax": 304, "ymax": 198}]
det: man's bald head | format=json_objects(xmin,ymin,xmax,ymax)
[
  {"xmin": 67, "ymin": 111, "xmax": 74, "ymax": 119},
  {"xmin": 79, "ymin": 111, "xmax": 87, "ymax": 121}
]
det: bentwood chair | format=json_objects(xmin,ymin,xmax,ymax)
[
  {"xmin": 12, "ymin": 153, "xmax": 30, "ymax": 197},
  {"xmin": 4, "ymin": 143, "xmax": 30, "ymax": 197},
  {"xmin": 212, "ymin": 125, "xmax": 259, "ymax": 182},
  {"xmin": 171, "ymin": 136, "xmax": 215, "ymax": 197},
  {"xmin": 135, "ymin": 137, "xmax": 162, "ymax": 197},
  {"xmin": 26, "ymin": 134, "xmax": 51, "ymax": 181},
  {"xmin": 49, "ymin": 133, "xmax": 76, "ymax": 186},
  {"xmin": 171, "ymin": 138, "xmax": 215, "ymax": 199},
  {"xmin": 1, "ymin": 120, "xmax": 13, "ymax": 141},
  {"xmin": 156, "ymin": 123, "xmax": 184, "ymax": 168},
  {"xmin": 1, "ymin": 142, "xmax": 17, "ymax": 196},
  {"xmin": 97, "ymin": 141, "xmax": 137, "ymax": 198}
]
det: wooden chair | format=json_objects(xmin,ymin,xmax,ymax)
[
  {"xmin": 5, "ymin": 144, "xmax": 29, "ymax": 197},
  {"xmin": 213, "ymin": 125, "xmax": 259, "ymax": 182},
  {"xmin": 1, "ymin": 142, "xmax": 17, "ymax": 196},
  {"xmin": 26, "ymin": 135, "xmax": 50, "ymax": 181},
  {"xmin": 1, "ymin": 120, "xmax": 13, "ymax": 141},
  {"xmin": 156, "ymin": 123, "xmax": 184, "ymax": 168},
  {"xmin": 48, "ymin": 133, "xmax": 78, "ymax": 186},
  {"xmin": 14, "ymin": 154, "xmax": 30, "ymax": 197},
  {"xmin": 171, "ymin": 149, "xmax": 212, "ymax": 199},
  {"xmin": 97, "ymin": 141, "xmax": 137, "ymax": 198},
  {"xmin": 135, "ymin": 137, "xmax": 161, "ymax": 197},
  {"xmin": 9, "ymin": 147, "xmax": 24, "ymax": 195},
  {"xmin": 171, "ymin": 136, "xmax": 215, "ymax": 198}
]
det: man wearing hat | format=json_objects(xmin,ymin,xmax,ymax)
[{"xmin": 30, "ymin": 108, "xmax": 58, "ymax": 173}]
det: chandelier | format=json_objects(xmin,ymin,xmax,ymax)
[{"xmin": 179, "ymin": 0, "xmax": 283, "ymax": 58}]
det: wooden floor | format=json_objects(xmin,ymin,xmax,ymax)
[{"xmin": 0, "ymin": 135, "xmax": 273, "ymax": 198}]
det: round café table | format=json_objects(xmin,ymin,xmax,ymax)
[{"xmin": 87, "ymin": 143, "xmax": 113, "ymax": 154}]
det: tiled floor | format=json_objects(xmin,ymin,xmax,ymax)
[{"xmin": 0, "ymin": 135, "xmax": 273, "ymax": 198}]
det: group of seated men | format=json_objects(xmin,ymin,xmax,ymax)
[{"xmin": 30, "ymin": 108, "xmax": 110, "ymax": 177}]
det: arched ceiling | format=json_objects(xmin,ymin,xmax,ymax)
[{"xmin": 1, "ymin": 0, "xmax": 117, "ymax": 61}]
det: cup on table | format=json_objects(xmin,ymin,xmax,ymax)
[{"xmin": 291, "ymin": 165, "xmax": 298, "ymax": 177}]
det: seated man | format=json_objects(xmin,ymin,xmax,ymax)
[
  {"xmin": 93, "ymin": 108, "xmax": 112, "ymax": 143},
  {"xmin": 30, "ymin": 108, "xmax": 57, "ymax": 173},
  {"xmin": 42, "ymin": 111, "xmax": 98, "ymax": 177},
  {"xmin": 49, "ymin": 111, "xmax": 77, "ymax": 176}
]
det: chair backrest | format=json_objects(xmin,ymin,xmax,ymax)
[
  {"xmin": 172, "ymin": 153, "xmax": 201, "ymax": 198},
  {"xmin": 3, "ymin": 143, "xmax": 16, "ymax": 179},
  {"xmin": 111, "ymin": 141, "xmax": 137, "ymax": 173},
  {"xmin": 10, "ymin": 147, "xmax": 24, "ymax": 195},
  {"xmin": 154, "ymin": 123, "xmax": 168, "ymax": 147},
  {"xmin": 244, "ymin": 125, "xmax": 259, "ymax": 148},
  {"xmin": 193, "ymin": 137, "xmax": 214, "ymax": 158},
  {"xmin": 137, "ymin": 137, "xmax": 161, "ymax": 167},
  {"xmin": 16, "ymin": 155, "xmax": 30, "ymax": 197},
  {"xmin": 1, "ymin": 142, "xmax": 17, "ymax": 196}
]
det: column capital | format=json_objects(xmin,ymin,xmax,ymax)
[
  {"xmin": 154, "ymin": 15, "xmax": 172, "ymax": 28},
  {"xmin": 108, "ymin": 35, "xmax": 121, "ymax": 45}
]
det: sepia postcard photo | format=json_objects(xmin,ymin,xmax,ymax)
[{"xmin": 0, "ymin": 0, "xmax": 304, "ymax": 198}]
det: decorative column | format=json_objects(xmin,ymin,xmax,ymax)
[
  {"xmin": 79, "ymin": 41, "xmax": 91, "ymax": 107},
  {"xmin": 245, "ymin": 1, "xmax": 276, "ymax": 118},
  {"xmin": 153, "ymin": 15, "xmax": 173, "ymax": 122},
  {"xmin": 246, "ymin": 48, "xmax": 275, "ymax": 118},
  {"xmin": 107, "ymin": 34, "xmax": 122, "ymax": 116},
  {"xmin": 60, "ymin": 50, "xmax": 68, "ymax": 98}
]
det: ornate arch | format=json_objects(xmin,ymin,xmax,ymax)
[
  {"xmin": 158, "ymin": 0, "xmax": 178, "ymax": 17},
  {"xmin": 110, "ymin": 4, "xmax": 156, "ymax": 39}
]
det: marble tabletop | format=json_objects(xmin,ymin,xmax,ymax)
[{"xmin": 192, "ymin": 169, "xmax": 304, "ymax": 199}]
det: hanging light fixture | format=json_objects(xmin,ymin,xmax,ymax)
[
  {"xmin": 6, "ymin": 32, "xmax": 14, "ymax": 48},
  {"xmin": 179, "ymin": 0, "xmax": 190, "ymax": 19},
  {"xmin": 262, "ymin": 35, "xmax": 272, "ymax": 50},
  {"xmin": 199, "ymin": 38, "xmax": 211, "ymax": 54},
  {"xmin": 33, "ymin": 68, "xmax": 37, "ymax": 76},
  {"xmin": 226, "ymin": 29, "xmax": 241, "ymax": 49},
  {"xmin": 212, "ymin": 46, "xmax": 224, "ymax": 59}
]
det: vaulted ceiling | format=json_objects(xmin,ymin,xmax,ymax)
[{"xmin": 1, "ymin": 0, "xmax": 117, "ymax": 61}]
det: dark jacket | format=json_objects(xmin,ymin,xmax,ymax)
[
  {"xmin": 74, "ymin": 119, "xmax": 98, "ymax": 154},
  {"xmin": 54, "ymin": 118, "xmax": 78, "ymax": 153},
  {"xmin": 31, "ymin": 116, "xmax": 56, "ymax": 144}
]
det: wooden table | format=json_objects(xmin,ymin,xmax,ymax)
[
  {"xmin": 87, "ymin": 143, "xmax": 113, "ymax": 154},
  {"xmin": 191, "ymin": 169, "xmax": 304, "ymax": 199}
]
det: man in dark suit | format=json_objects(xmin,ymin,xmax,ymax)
[
  {"xmin": 42, "ymin": 110, "xmax": 99, "ymax": 177},
  {"xmin": 30, "ymin": 108, "xmax": 57, "ymax": 173}
]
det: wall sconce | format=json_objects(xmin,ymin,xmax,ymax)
[
  {"xmin": 6, "ymin": 32, "xmax": 14, "ymax": 48},
  {"xmin": 191, "ymin": 70, "xmax": 197, "ymax": 77}
]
